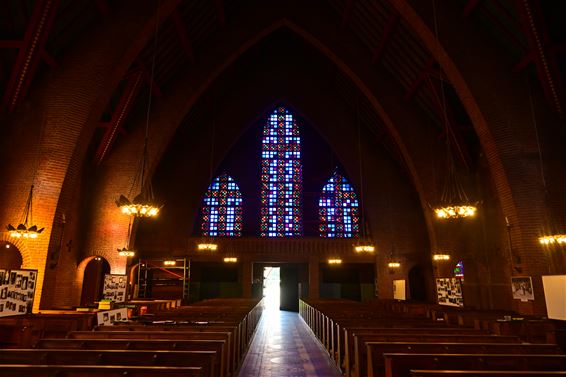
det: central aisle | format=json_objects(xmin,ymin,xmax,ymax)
[{"xmin": 238, "ymin": 308, "xmax": 342, "ymax": 377}]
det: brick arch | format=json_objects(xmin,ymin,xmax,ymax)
[
  {"xmin": 0, "ymin": 1, "xmax": 180, "ymax": 310},
  {"xmin": 387, "ymin": 0, "xmax": 559, "ymax": 314},
  {"xmin": 0, "ymin": 235, "xmax": 30, "ymax": 268},
  {"xmin": 84, "ymin": 18, "xmax": 438, "ymax": 273},
  {"xmin": 74, "ymin": 255, "xmax": 111, "ymax": 306}
]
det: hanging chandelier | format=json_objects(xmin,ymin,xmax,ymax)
[
  {"xmin": 6, "ymin": 185, "xmax": 44, "ymax": 239},
  {"xmin": 538, "ymin": 234, "xmax": 566, "ymax": 245},
  {"xmin": 328, "ymin": 258, "xmax": 342, "ymax": 264},
  {"xmin": 198, "ymin": 242, "xmax": 218, "ymax": 251},
  {"xmin": 117, "ymin": 219, "xmax": 135, "ymax": 257},
  {"xmin": 388, "ymin": 262, "xmax": 401, "ymax": 268},
  {"xmin": 354, "ymin": 243, "xmax": 375, "ymax": 253},
  {"xmin": 116, "ymin": 7, "xmax": 162, "ymax": 219},
  {"xmin": 223, "ymin": 257, "xmax": 237, "ymax": 263}
]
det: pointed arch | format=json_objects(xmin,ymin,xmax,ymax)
[
  {"xmin": 201, "ymin": 174, "xmax": 243, "ymax": 237},
  {"xmin": 319, "ymin": 171, "xmax": 359, "ymax": 238},
  {"xmin": 260, "ymin": 106, "xmax": 303, "ymax": 237}
]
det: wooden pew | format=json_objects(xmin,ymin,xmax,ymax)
[
  {"xmin": 0, "ymin": 349, "xmax": 217, "ymax": 377},
  {"xmin": 67, "ymin": 331, "xmax": 233, "ymax": 376},
  {"xmin": 381, "ymin": 353, "xmax": 566, "ymax": 377},
  {"xmin": 350, "ymin": 333, "xmax": 521, "ymax": 377},
  {"xmin": 0, "ymin": 364, "xmax": 202, "ymax": 377},
  {"xmin": 35, "ymin": 338, "xmax": 227, "ymax": 377},
  {"xmin": 411, "ymin": 371, "xmax": 566, "ymax": 377},
  {"xmin": 366, "ymin": 342, "xmax": 563, "ymax": 377}
]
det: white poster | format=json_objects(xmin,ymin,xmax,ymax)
[
  {"xmin": 102, "ymin": 274, "xmax": 127, "ymax": 303},
  {"xmin": 542, "ymin": 275, "xmax": 566, "ymax": 321},
  {"xmin": 436, "ymin": 277, "xmax": 464, "ymax": 307},
  {"xmin": 393, "ymin": 279, "xmax": 406, "ymax": 300},
  {"xmin": 0, "ymin": 269, "xmax": 38, "ymax": 317},
  {"xmin": 96, "ymin": 308, "xmax": 128, "ymax": 326}
]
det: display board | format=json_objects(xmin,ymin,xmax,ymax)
[
  {"xmin": 393, "ymin": 279, "xmax": 406, "ymax": 300},
  {"xmin": 511, "ymin": 276, "xmax": 534, "ymax": 301},
  {"xmin": 0, "ymin": 269, "xmax": 38, "ymax": 317},
  {"xmin": 102, "ymin": 274, "xmax": 127, "ymax": 303},
  {"xmin": 542, "ymin": 275, "xmax": 566, "ymax": 321},
  {"xmin": 436, "ymin": 277, "xmax": 464, "ymax": 307},
  {"xmin": 96, "ymin": 308, "xmax": 128, "ymax": 326}
]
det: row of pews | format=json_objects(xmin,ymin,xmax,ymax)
[
  {"xmin": 299, "ymin": 299, "xmax": 566, "ymax": 377},
  {"xmin": 0, "ymin": 298, "xmax": 262, "ymax": 377}
]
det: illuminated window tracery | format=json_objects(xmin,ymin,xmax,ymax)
[
  {"xmin": 260, "ymin": 107, "xmax": 302, "ymax": 237},
  {"xmin": 319, "ymin": 172, "xmax": 359, "ymax": 238},
  {"xmin": 201, "ymin": 174, "xmax": 242, "ymax": 237}
]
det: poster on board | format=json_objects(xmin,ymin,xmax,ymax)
[
  {"xmin": 511, "ymin": 276, "xmax": 534, "ymax": 301},
  {"xmin": 0, "ymin": 269, "xmax": 38, "ymax": 317},
  {"xmin": 96, "ymin": 307, "xmax": 128, "ymax": 326},
  {"xmin": 393, "ymin": 279, "xmax": 406, "ymax": 300},
  {"xmin": 102, "ymin": 274, "xmax": 127, "ymax": 303},
  {"xmin": 436, "ymin": 277, "xmax": 464, "ymax": 307}
]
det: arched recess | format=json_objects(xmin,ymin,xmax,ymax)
[
  {"xmin": 82, "ymin": 6, "xmax": 439, "ymax": 274},
  {"xmin": 78, "ymin": 256, "xmax": 110, "ymax": 307},
  {"xmin": 408, "ymin": 264, "xmax": 427, "ymax": 302},
  {"xmin": 0, "ymin": 241, "xmax": 23, "ymax": 270},
  {"xmin": 386, "ymin": 0, "xmax": 563, "ymax": 314}
]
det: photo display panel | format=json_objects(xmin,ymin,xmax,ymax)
[
  {"xmin": 436, "ymin": 277, "xmax": 464, "ymax": 307},
  {"xmin": 0, "ymin": 269, "xmax": 38, "ymax": 317},
  {"xmin": 102, "ymin": 274, "xmax": 127, "ymax": 303}
]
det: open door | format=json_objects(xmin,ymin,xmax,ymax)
[{"xmin": 280, "ymin": 265, "xmax": 299, "ymax": 311}]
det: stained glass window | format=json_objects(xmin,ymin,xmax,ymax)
[
  {"xmin": 201, "ymin": 174, "xmax": 242, "ymax": 237},
  {"xmin": 260, "ymin": 107, "xmax": 302, "ymax": 237},
  {"xmin": 454, "ymin": 260, "xmax": 464, "ymax": 278},
  {"xmin": 319, "ymin": 172, "xmax": 359, "ymax": 238}
]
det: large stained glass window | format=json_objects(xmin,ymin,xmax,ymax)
[
  {"xmin": 260, "ymin": 107, "xmax": 302, "ymax": 237},
  {"xmin": 319, "ymin": 172, "xmax": 359, "ymax": 238},
  {"xmin": 201, "ymin": 174, "xmax": 242, "ymax": 237}
]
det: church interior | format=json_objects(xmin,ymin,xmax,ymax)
[{"xmin": 0, "ymin": 0, "xmax": 566, "ymax": 376}]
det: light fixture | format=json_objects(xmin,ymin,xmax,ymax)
[
  {"xmin": 388, "ymin": 262, "xmax": 401, "ymax": 268},
  {"xmin": 328, "ymin": 258, "xmax": 342, "ymax": 264},
  {"xmin": 7, "ymin": 185, "xmax": 44, "ymax": 239},
  {"xmin": 198, "ymin": 243, "xmax": 218, "ymax": 251},
  {"xmin": 352, "ymin": 95, "xmax": 375, "ymax": 253},
  {"xmin": 116, "ymin": 8, "xmax": 162, "ymax": 219},
  {"xmin": 5, "ymin": 244, "xmax": 10, "ymax": 249},
  {"xmin": 163, "ymin": 260, "xmax": 176, "ymax": 266},
  {"xmin": 223, "ymin": 257, "xmax": 238, "ymax": 263},
  {"xmin": 354, "ymin": 244, "xmax": 375, "ymax": 253},
  {"xmin": 117, "ymin": 248, "xmax": 135, "ymax": 257},
  {"xmin": 433, "ymin": 254, "xmax": 451, "ymax": 261},
  {"xmin": 430, "ymin": 0, "xmax": 477, "ymax": 220},
  {"xmin": 117, "ymin": 219, "xmax": 135, "ymax": 257},
  {"xmin": 538, "ymin": 234, "xmax": 566, "ymax": 245}
]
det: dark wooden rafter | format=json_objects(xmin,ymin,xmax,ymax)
[
  {"xmin": 1, "ymin": 0, "xmax": 60, "ymax": 113},
  {"xmin": 341, "ymin": 0, "xmax": 357, "ymax": 28},
  {"xmin": 463, "ymin": 0, "xmax": 482, "ymax": 17},
  {"xmin": 425, "ymin": 77, "xmax": 471, "ymax": 170},
  {"xmin": 403, "ymin": 57, "xmax": 435, "ymax": 102},
  {"xmin": 171, "ymin": 8, "xmax": 195, "ymax": 63},
  {"xmin": 371, "ymin": 12, "xmax": 399, "ymax": 64},
  {"xmin": 94, "ymin": 0, "xmax": 110, "ymax": 16},
  {"xmin": 515, "ymin": 0, "xmax": 564, "ymax": 116},
  {"xmin": 94, "ymin": 71, "xmax": 144, "ymax": 166},
  {"xmin": 135, "ymin": 57, "xmax": 163, "ymax": 97},
  {"xmin": 213, "ymin": 0, "xmax": 225, "ymax": 26}
]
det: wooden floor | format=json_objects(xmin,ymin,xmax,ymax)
[{"xmin": 238, "ymin": 307, "xmax": 342, "ymax": 377}]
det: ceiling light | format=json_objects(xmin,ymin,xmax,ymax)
[{"xmin": 6, "ymin": 185, "xmax": 44, "ymax": 239}]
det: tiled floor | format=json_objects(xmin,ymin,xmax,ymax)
[{"xmin": 237, "ymin": 308, "xmax": 342, "ymax": 377}]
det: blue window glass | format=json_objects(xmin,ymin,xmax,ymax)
[
  {"xmin": 319, "ymin": 172, "xmax": 359, "ymax": 238},
  {"xmin": 201, "ymin": 174, "xmax": 242, "ymax": 237}
]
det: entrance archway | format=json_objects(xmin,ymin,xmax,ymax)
[
  {"xmin": 80, "ymin": 257, "xmax": 110, "ymax": 306},
  {"xmin": 0, "ymin": 241, "xmax": 23, "ymax": 269},
  {"xmin": 408, "ymin": 264, "xmax": 427, "ymax": 301}
]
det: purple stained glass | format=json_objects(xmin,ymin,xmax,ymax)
[
  {"xmin": 201, "ymin": 174, "xmax": 242, "ymax": 237},
  {"xmin": 260, "ymin": 107, "xmax": 303, "ymax": 237},
  {"xmin": 319, "ymin": 172, "xmax": 359, "ymax": 238}
]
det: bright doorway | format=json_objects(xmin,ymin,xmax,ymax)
[{"xmin": 263, "ymin": 267, "xmax": 280, "ymax": 310}]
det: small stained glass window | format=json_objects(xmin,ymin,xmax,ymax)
[
  {"xmin": 201, "ymin": 174, "xmax": 242, "ymax": 237},
  {"xmin": 319, "ymin": 172, "xmax": 359, "ymax": 238}
]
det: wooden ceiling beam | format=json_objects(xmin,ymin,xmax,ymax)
[
  {"xmin": 1, "ymin": 0, "xmax": 60, "ymax": 113},
  {"xmin": 371, "ymin": 12, "xmax": 399, "ymax": 64}
]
